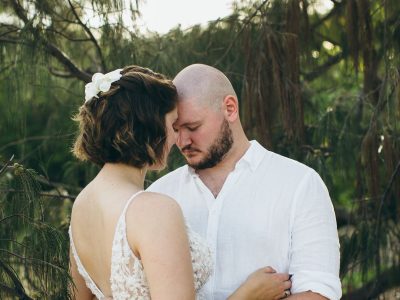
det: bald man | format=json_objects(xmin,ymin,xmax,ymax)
[{"xmin": 147, "ymin": 64, "xmax": 342, "ymax": 300}]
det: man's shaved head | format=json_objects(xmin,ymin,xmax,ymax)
[{"xmin": 173, "ymin": 64, "xmax": 237, "ymax": 110}]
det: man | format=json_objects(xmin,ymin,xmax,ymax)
[{"xmin": 148, "ymin": 64, "xmax": 341, "ymax": 300}]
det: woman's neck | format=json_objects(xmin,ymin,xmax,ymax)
[{"xmin": 98, "ymin": 163, "xmax": 147, "ymax": 189}]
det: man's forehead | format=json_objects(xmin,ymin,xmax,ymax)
[
  {"xmin": 178, "ymin": 98, "xmax": 206, "ymax": 113},
  {"xmin": 178, "ymin": 98, "xmax": 208, "ymax": 116},
  {"xmin": 174, "ymin": 104, "xmax": 200, "ymax": 125}
]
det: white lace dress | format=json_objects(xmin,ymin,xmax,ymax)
[{"xmin": 69, "ymin": 191, "xmax": 213, "ymax": 300}]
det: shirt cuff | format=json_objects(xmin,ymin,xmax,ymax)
[{"xmin": 291, "ymin": 270, "xmax": 342, "ymax": 300}]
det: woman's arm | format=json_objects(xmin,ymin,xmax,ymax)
[
  {"xmin": 127, "ymin": 192, "xmax": 196, "ymax": 300},
  {"xmin": 69, "ymin": 248, "xmax": 94, "ymax": 300},
  {"xmin": 287, "ymin": 291, "xmax": 328, "ymax": 299}
]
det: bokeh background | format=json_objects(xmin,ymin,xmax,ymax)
[{"xmin": 1, "ymin": 0, "xmax": 399, "ymax": 298}]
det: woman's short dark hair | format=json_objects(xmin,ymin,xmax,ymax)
[{"xmin": 72, "ymin": 65, "xmax": 177, "ymax": 168}]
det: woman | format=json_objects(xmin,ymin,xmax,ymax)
[{"xmin": 69, "ymin": 65, "xmax": 212, "ymax": 299}]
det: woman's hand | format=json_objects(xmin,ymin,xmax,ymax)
[{"xmin": 228, "ymin": 266, "xmax": 292, "ymax": 300}]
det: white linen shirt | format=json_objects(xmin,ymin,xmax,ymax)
[{"xmin": 147, "ymin": 140, "xmax": 342, "ymax": 300}]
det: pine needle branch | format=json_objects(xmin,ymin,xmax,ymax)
[
  {"xmin": 0, "ymin": 134, "xmax": 75, "ymax": 152},
  {"xmin": 0, "ymin": 36, "xmax": 30, "ymax": 45},
  {"xmin": 302, "ymin": 52, "xmax": 345, "ymax": 81},
  {"xmin": 46, "ymin": 28, "xmax": 92, "ymax": 42},
  {"xmin": 0, "ymin": 249, "xmax": 67, "ymax": 273},
  {"xmin": 9, "ymin": 0, "xmax": 91, "ymax": 82},
  {"xmin": 48, "ymin": 68, "xmax": 74, "ymax": 78},
  {"xmin": 0, "ymin": 259, "xmax": 34, "ymax": 300},
  {"xmin": 341, "ymin": 264, "xmax": 400, "ymax": 300},
  {"xmin": 1, "ymin": 189, "xmax": 76, "ymax": 200},
  {"xmin": 43, "ymin": 40, "xmax": 91, "ymax": 82},
  {"xmin": 214, "ymin": 0, "xmax": 270, "ymax": 66},
  {"xmin": 67, "ymin": 0, "xmax": 107, "ymax": 72},
  {"xmin": 0, "ymin": 155, "xmax": 14, "ymax": 176}
]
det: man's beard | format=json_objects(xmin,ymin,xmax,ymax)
[{"xmin": 187, "ymin": 120, "xmax": 233, "ymax": 170}]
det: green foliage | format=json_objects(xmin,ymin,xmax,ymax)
[
  {"xmin": 1, "ymin": 0, "xmax": 400, "ymax": 298},
  {"xmin": 0, "ymin": 161, "xmax": 72, "ymax": 299}
]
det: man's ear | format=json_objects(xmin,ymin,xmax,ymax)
[{"xmin": 223, "ymin": 95, "xmax": 239, "ymax": 122}]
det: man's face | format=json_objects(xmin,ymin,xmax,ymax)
[{"xmin": 173, "ymin": 99, "xmax": 233, "ymax": 170}]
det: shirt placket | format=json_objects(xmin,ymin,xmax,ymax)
[
  {"xmin": 191, "ymin": 175, "xmax": 220, "ymax": 299},
  {"xmin": 193, "ymin": 164, "xmax": 247, "ymax": 299}
]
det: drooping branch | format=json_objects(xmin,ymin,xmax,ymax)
[
  {"xmin": 341, "ymin": 264, "xmax": 400, "ymax": 300},
  {"xmin": 0, "ymin": 249, "xmax": 68, "ymax": 273},
  {"xmin": 9, "ymin": 0, "xmax": 91, "ymax": 82},
  {"xmin": 0, "ymin": 134, "xmax": 75, "ymax": 152},
  {"xmin": 1, "ymin": 189, "xmax": 76, "ymax": 200},
  {"xmin": 214, "ymin": 0, "xmax": 270, "ymax": 66},
  {"xmin": 0, "ymin": 155, "xmax": 14, "ymax": 176},
  {"xmin": 9, "ymin": 0, "xmax": 29, "ymax": 24},
  {"xmin": 285, "ymin": 0, "xmax": 304, "ymax": 144},
  {"xmin": 310, "ymin": 0, "xmax": 345, "ymax": 32},
  {"xmin": 43, "ymin": 41, "xmax": 91, "ymax": 82},
  {"xmin": 67, "ymin": 0, "xmax": 107, "ymax": 72},
  {"xmin": 48, "ymin": 67, "xmax": 74, "ymax": 78},
  {"xmin": 0, "ymin": 260, "xmax": 34, "ymax": 300},
  {"xmin": 0, "ymin": 36, "xmax": 28, "ymax": 45},
  {"xmin": 46, "ymin": 28, "xmax": 92, "ymax": 42},
  {"xmin": 1, "ymin": 34, "xmax": 90, "ymax": 82},
  {"xmin": 302, "ymin": 52, "xmax": 344, "ymax": 81},
  {"xmin": 0, "ymin": 28, "xmax": 20, "ymax": 38},
  {"xmin": 375, "ymin": 158, "xmax": 400, "ymax": 242}
]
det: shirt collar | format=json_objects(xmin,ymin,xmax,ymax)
[
  {"xmin": 186, "ymin": 140, "xmax": 267, "ymax": 176},
  {"xmin": 187, "ymin": 165, "xmax": 197, "ymax": 177},
  {"xmin": 235, "ymin": 140, "xmax": 266, "ymax": 172}
]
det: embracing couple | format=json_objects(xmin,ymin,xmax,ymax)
[{"xmin": 69, "ymin": 64, "xmax": 342, "ymax": 300}]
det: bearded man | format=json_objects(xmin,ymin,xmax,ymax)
[{"xmin": 148, "ymin": 64, "xmax": 341, "ymax": 300}]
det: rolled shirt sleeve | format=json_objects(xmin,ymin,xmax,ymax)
[{"xmin": 289, "ymin": 170, "xmax": 342, "ymax": 300}]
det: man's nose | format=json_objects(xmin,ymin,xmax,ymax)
[{"xmin": 177, "ymin": 130, "xmax": 191, "ymax": 148}]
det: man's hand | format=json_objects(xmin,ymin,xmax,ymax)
[{"xmin": 228, "ymin": 266, "xmax": 292, "ymax": 300}]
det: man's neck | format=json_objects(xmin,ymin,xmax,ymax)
[{"xmin": 196, "ymin": 138, "xmax": 250, "ymax": 197}]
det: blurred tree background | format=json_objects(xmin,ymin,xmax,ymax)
[{"xmin": 0, "ymin": 0, "xmax": 399, "ymax": 298}]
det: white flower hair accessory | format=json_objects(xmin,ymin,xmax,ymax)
[{"xmin": 84, "ymin": 69, "xmax": 123, "ymax": 102}]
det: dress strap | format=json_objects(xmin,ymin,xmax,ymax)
[
  {"xmin": 120, "ymin": 190, "xmax": 145, "ymax": 220},
  {"xmin": 112, "ymin": 190, "xmax": 145, "ymax": 254},
  {"xmin": 69, "ymin": 226, "xmax": 105, "ymax": 299}
]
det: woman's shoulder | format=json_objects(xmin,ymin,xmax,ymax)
[
  {"xmin": 126, "ymin": 191, "xmax": 185, "ymax": 237},
  {"xmin": 128, "ymin": 191, "xmax": 183, "ymax": 220},
  {"xmin": 125, "ymin": 191, "xmax": 187, "ymax": 258}
]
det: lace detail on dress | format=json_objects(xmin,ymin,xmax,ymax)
[
  {"xmin": 186, "ymin": 225, "xmax": 213, "ymax": 297},
  {"xmin": 110, "ymin": 191, "xmax": 149, "ymax": 299},
  {"xmin": 70, "ymin": 191, "xmax": 213, "ymax": 299}
]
